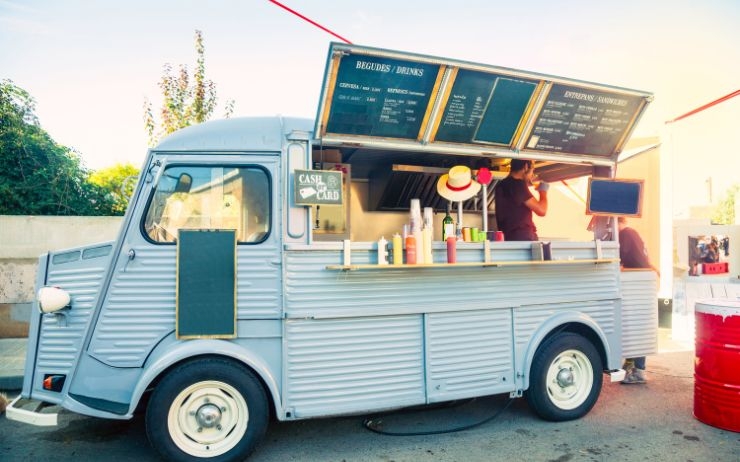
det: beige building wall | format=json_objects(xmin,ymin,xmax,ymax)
[
  {"xmin": 0, "ymin": 216, "xmax": 122, "ymax": 303},
  {"xmin": 533, "ymin": 180, "xmax": 593, "ymax": 242}
]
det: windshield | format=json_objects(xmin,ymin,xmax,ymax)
[{"xmin": 143, "ymin": 165, "xmax": 270, "ymax": 244}]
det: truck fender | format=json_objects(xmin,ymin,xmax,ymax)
[
  {"xmin": 127, "ymin": 336, "xmax": 281, "ymax": 417},
  {"xmin": 519, "ymin": 311, "xmax": 612, "ymax": 391}
]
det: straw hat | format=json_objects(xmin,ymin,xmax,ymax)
[{"xmin": 437, "ymin": 166, "xmax": 481, "ymax": 202}]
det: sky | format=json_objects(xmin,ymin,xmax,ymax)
[{"xmin": 1, "ymin": 0, "xmax": 739, "ymax": 211}]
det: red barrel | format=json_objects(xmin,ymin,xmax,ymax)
[{"xmin": 694, "ymin": 299, "xmax": 740, "ymax": 432}]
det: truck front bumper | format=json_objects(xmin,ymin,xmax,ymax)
[{"xmin": 6, "ymin": 395, "xmax": 58, "ymax": 426}]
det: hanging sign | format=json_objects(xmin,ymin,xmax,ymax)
[{"xmin": 294, "ymin": 169, "xmax": 343, "ymax": 205}]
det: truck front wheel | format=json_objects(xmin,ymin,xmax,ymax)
[
  {"xmin": 145, "ymin": 358, "xmax": 268, "ymax": 462},
  {"xmin": 526, "ymin": 332, "xmax": 603, "ymax": 421}
]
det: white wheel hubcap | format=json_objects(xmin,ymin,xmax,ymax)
[
  {"xmin": 545, "ymin": 349, "xmax": 593, "ymax": 410},
  {"xmin": 168, "ymin": 380, "xmax": 249, "ymax": 457}
]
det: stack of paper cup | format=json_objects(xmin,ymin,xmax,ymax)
[
  {"xmin": 423, "ymin": 207, "xmax": 434, "ymax": 234},
  {"xmin": 409, "ymin": 199, "xmax": 421, "ymax": 233},
  {"xmin": 409, "ymin": 199, "xmax": 423, "ymax": 263},
  {"xmin": 422, "ymin": 207, "xmax": 434, "ymax": 263}
]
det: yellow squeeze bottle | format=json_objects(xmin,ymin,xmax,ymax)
[{"xmin": 392, "ymin": 233, "xmax": 403, "ymax": 265}]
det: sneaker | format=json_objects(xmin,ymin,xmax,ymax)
[
  {"xmin": 622, "ymin": 360, "xmax": 635, "ymax": 376},
  {"xmin": 622, "ymin": 368, "xmax": 647, "ymax": 384}
]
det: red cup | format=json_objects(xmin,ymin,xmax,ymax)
[{"xmin": 495, "ymin": 231, "xmax": 504, "ymax": 241}]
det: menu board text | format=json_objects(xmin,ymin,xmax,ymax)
[
  {"xmin": 325, "ymin": 55, "xmax": 440, "ymax": 139},
  {"xmin": 526, "ymin": 84, "xmax": 644, "ymax": 157}
]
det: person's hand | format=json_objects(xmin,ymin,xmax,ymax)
[{"xmin": 537, "ymin": 181, "xmax": 549, "ymax": 192}]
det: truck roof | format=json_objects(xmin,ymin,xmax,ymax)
[{"xmin": 154, "ymin": 116, "xmax": 313, "ymax": 153}]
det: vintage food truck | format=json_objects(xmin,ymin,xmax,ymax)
[{"xmin": 8, "ymin": 43, "xmax": 657, "ymax": 462}]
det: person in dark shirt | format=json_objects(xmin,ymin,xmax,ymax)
[
  {"xmin": 702, "ymin": 240, "xmax": 719, "ymax": 263},
  {"xmin": 618, "ymin": 216, "xmax": 658, "ymax": 384},
  {"xmin": 618, "ymin": 216, "xmax": 651, "ymax": 269},
  {"xmin": 494, "ymin": 159, "xmax": 548, "ymax": 241}
]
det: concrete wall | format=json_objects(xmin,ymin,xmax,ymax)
[{"xmin": 0, "ymin": 216, "xmax": 122, "ymax": 337}]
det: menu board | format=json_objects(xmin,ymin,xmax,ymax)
[
  {"xmin": 435, "ymin": 69, "xmax": 496, "ymax": 143},
  {"xmin": 325, "ymin": 54, "xmax": 441, "ymax": 139},
  {"xmin": 475, "ymin": 77, "xmax": 537, "ymax": 144},
  {"xmin": 435, "ymin": 69, "xmax": 537, "ymax": 145},
  {"xmin": 587, "ymin": 178, "xmax": 643, "ymax": 216},
  {"xmin": 526, "ymin": 84, "xmax": 644, "ymax": 157},
  {"xmin": 317, "ymin": 44, "xmax": 652, "ymax": 162}
]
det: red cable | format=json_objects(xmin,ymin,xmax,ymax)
[
  {"xmin": 268, "ymin": 0, "xmax": 352, "ymax": 44},
  {"xmin": 665, "ymin": 89, "xmax": 740, "ymax": 124}
]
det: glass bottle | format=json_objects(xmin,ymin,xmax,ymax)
[{"xmin": 442, "ymin": 202, "xmax": 454, "ymax": 241}]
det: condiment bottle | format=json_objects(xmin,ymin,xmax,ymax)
[
  {"xmin": 405, "ymin": 235, "xmax": 417, "ymax": 264},
  {"xmin": 446, "ymin": 236, "xmax": 457, "ymax": 263},
  {"xmin": 392, "ymin": 233, "xmax": 403, "ymax": 265},
  {"xmin": 377, "ymin": 236, "xmax": 388, "ymax": 265}
]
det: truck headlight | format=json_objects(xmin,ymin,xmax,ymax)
[{"xmin": 38, "ymin": 287, "xmax": 71, "ymax": 313}]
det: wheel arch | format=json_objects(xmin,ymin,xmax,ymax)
[
  {"xmin": 521, "ymin": 311, "xmax": 611, "ymax": 391},
  {"xmin": 128, "ymin": 338, "xmax": 280, "ymax": 418}
]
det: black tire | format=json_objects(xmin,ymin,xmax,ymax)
[
  {"xmin": 145, "ymin": 357, "xmax": 268, "ymax": 462},
  {"xmin": 526, "ymin": 332, "xmax": 603, "ymax": 421}
]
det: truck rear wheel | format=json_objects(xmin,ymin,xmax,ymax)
[
  {"xmin": 145, "ymin": 358, "xmax": 268, "ymax": 462},
  {"xmin": 526, "ymin": 332, "xmax": 602, "ymax": 421}
]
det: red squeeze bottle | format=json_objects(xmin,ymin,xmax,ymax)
[
  {"xmin": 405, "ymin": 235, "xmax": 417, "ymax": 264},
  {"xmin": 446, "ymin": 236, "xmax": 457, "ymax": 263}
]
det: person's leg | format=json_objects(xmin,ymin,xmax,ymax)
[{"xmin": 623, "ymin": 356, "xmax": 647, "ymax": 384}]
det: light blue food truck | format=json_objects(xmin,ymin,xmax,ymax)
[{"xmin": 8, "ymin": 43, "xmax": 657, "ymax": 462}]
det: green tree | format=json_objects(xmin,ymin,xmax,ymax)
[
  {"xmin": 711, "ymin": 183, "xmax": 739, "ymax": 225},
  {"xmin": 0, "ymin": 79, "xmax": 117, "ymax": 215},
  {"xmin": 88, "ymin": 163, "xmax": 140, "ymax": 215},
  {"xmin": 143, "ymin": 30, "xmax": 234, "ymax": 147}
]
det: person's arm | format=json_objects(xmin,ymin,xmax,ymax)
[{"xmin": 525, "ymin": 182, "xmax": 548, "ymax": 217}]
